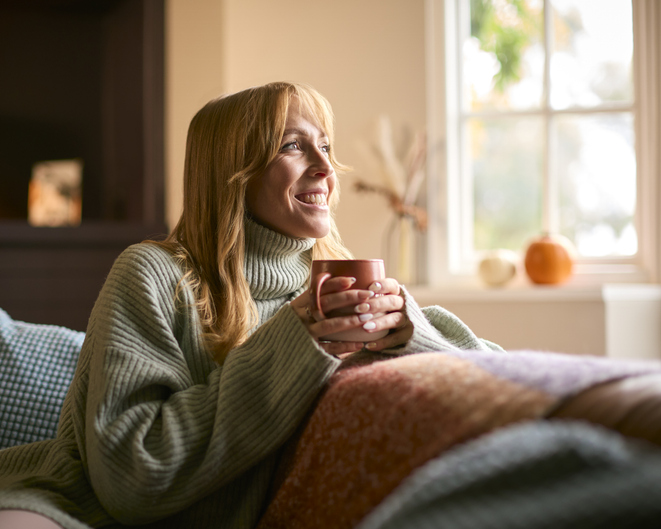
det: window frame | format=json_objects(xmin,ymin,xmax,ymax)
[{"xmin": 424, "ymin": 0, "xmax": 661, "ymax": 287}]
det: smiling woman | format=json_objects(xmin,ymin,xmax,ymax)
[{"xmin": 245, "ymin": 97, "xmax": 336, "ymax": 239}]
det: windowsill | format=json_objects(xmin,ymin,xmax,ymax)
[
  {"xmin": 407, "ymin": 279, "xmax": 661, "ymax": 359},
  {"xmin": 413, "ymin": 259, "xmax": 657, "ymax": 304},
  {"xmin": 408, "ymin": 281, "xmax": 661, "ymax": 304}
]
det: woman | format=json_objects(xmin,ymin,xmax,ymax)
[{"xmin": 0, "ymin": 82, "xmax": 499, "ymax": 528}]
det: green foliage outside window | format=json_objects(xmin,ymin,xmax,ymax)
[{"xmin": 470, "ymin": 0, "xmax": 541, "ymax": 94}]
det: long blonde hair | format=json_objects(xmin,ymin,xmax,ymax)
[{"xmin": 156, "ymin": 82, "xmax": 352, "ymax": 363}]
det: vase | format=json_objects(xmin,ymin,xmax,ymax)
[{"xmin": 384, "ymin": 215, "xmax": 416, "ymax": 284}]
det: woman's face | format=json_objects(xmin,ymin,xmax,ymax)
[{"xmin": 245, "ymin": 98, "xmax": 336, "ymax": 239}]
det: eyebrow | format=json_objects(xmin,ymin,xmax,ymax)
[{"xmin": 282, "ymin": 127, "xmax": 328, "ymax": 140}]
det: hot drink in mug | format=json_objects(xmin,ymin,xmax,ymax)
[{"xmin": 310, "ymin": 259, "xmax": 389, "ymax": 342}]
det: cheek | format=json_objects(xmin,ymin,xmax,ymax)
[
  {"xmin": 246, "ymin": 178, "xmax": 292, "ymax": 220},
  {"xmin": 246, "ymin": 179, "xmax": 280, "ymax": 219},
  {"xmin": 261, "ymin": 165, "xmax": 295, "ymax": 197}
]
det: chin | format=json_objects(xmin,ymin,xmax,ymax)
[
  {"xmin": 294, "ymin": 225, "xmax": 331, "ymax": 240},
  {"xmin": 268, "ymin": 215, "xmax": 331, "ymax": 239},
  {"xmin": 311, "ymin": 223, "xmax": 332, "ymax": 239}
]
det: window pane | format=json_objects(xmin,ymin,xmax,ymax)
[
  {"xmin": 555, "ymin": 113, "xmax": 636, "ymax": 256},
  {"xmin": 550, "ymin": 0, "xmax": 633, "ymax": 109},
  {"xmin": 464, "ymin": 0, "xmax": 544, "ymax": 111},
  {"xmin": 469, "ymin": 117, "xmax": 543, "ymax": 251}
]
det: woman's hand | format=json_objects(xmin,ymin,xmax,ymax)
[
  {"xmin": 291, "ymin": 276, "xmax": 374, "ymax": 356},
  {"xmin": 290, "ymin": 276, "xmax": 413, "ymax": 356},
  {"xmin": 360, "ymin": 278, "xmax": 413, "ymax": 351}
]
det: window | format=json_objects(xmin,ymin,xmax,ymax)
[{"xmin": 425, "ymin": 0, "xmax": 661, "ymax": 285}]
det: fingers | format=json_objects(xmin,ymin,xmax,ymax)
[
  {"xmin": 318, "ymin": 284, "xmax": 403, "ymax": 317},
  {"xmin": 364, "ymin": 319, "xmax": 414, "ymax": 352},
  {"xmin": 316, "ymin": 276, "xmax": 359, "ymax": 295},
  {"xmin": 352, "ymin": 291, "xmax": 404, "ymax": 316},
  {"xmin": 312, "ymin": 276, "xmax": 402, "ymax": 318},
  {"xmin": 315, "ymin": 289, "xmax": 376, "ymax": 319},
  {"xmin": 311, "ymin": 276, "xmax": 366, "ymax": 320},
  {"xmin": 367, "ymin": 277, "xmax": 401, "ymax": 296},
  {"xmin": 307, "ymin": 312, "xmax": 374, "ymax": 340},
  {"xmin": 359, "ymin": 310, "xmax": 406, "ymax": 336},
  {"xmin": 341, "ymin": 277, "xmax": 402, "ymax": 317}
]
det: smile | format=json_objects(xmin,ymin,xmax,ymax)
[{"xmin": 295, "ymin": 193, "xmax": 328, "ymax": 206}]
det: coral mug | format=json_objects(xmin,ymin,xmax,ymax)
[{"xmin": 311, "ymin": 259, "xmax": 389, "ymax": 342}]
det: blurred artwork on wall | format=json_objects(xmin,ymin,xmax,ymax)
[{"xmin": 28, "ymin": 159, "xmax": 83, "ymax": 227}]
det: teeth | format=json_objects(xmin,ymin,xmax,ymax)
[{"xmin": 301, "ymin": 194, "xmax": 327, "ymax": 205}]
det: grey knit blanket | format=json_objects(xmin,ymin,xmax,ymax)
[{"xmin": 357, "ymin": 421, "xmax": 661, "ymax": 529}]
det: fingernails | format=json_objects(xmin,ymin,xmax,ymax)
[
  {"xmin": 363, "ymin": 321, "xmax": 376, "ymax": 330},
  {"xmin": 369, "ymin": 282, "xmax": 382, "ymax": 293},
  {"xmin": 349, "ymin": 277, "xmax": 357, "ymax": 284},
  {"xmin": 358, "ymin": 313, "xmax": 373, "ymax": 322},
  {"xmin": 360, "ymin": 291, "xmax": 376, "ymax": 300},
  {"xmin": 365, "ymin": 342, "xmax": 378, "ymax": 349},
  {"xmin": 355, "ymin": 303, "xmax": 370, "ymax": 314}
]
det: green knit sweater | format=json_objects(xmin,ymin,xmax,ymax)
[{"xmin": 0, "ymin": 219, "xmax": 499, "ymax": 529}]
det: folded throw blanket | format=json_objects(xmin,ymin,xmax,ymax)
[
  {"xmin": 258, "ymin": 349, "xmax": 661, "ymax": 529},
  {"xmin": 257, "ymin": 352, "xmax": 557, "ymax": 529}
]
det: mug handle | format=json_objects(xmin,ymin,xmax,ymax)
[{"xmin": 312, "ymin": 272, "xmax": 332, "ymax": 319}]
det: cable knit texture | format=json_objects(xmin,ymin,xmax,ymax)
[{"xmin": 0, "ymin": 218, "xmax": 501, "ymax": 529}]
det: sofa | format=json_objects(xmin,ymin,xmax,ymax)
[{"xmin": 2, "ymin": 306, "xmax": 661, "ymax": 528}]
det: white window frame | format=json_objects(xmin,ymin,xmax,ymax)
[{"xmin": 424, "ymin": 0, "xmax": 661, "ymax": 287}]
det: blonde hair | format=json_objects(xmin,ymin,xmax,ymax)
[{"xmin": 155, "ymin": 82, "xmax": 352, "ymax": 363}]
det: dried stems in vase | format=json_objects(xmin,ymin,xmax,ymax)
[{"xmin": 353, "ymin": 116, "xmax": 427, "ymax": 283}]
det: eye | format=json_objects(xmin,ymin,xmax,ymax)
[
  {"xmin": 320, "ymin": 144, "xmax": 331, "ymax": 154},
  {"xmin": 280, "ymin": 140, "xmax": 300, "ymax": 151}
]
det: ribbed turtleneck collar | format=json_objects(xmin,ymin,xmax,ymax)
[{"xmin": 244, "ymin": 216, "xmax": 316, "ymax": 300}]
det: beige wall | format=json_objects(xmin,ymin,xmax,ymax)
[
  {"xmin": 165, "ymin": 0, "xmax": 226, "ymax": 231},
  {"xmin": 166, "ymin": 0, "xmax": 426, "ymax": 260}
]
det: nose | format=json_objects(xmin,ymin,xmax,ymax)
[{"xmin": 308, "ymin": 147, "xmax": 334, "ymax": 177}]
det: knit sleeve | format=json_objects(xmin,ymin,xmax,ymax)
[
  {"xmin": 384, "ymin": 286, "xmax": 504, "ymax": 355},
  {"xmin": 83, "ymin": 244, "xmax": 339, "ymax": 525}
]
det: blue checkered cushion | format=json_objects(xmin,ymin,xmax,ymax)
[{"xmin": 0, "ymin": 308, "xmax": 84, "ymax": 449}]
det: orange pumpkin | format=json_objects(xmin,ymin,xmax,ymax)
[{"xmin": 524, "ymin": 234, "xmax": 574, "ymax": 285}]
